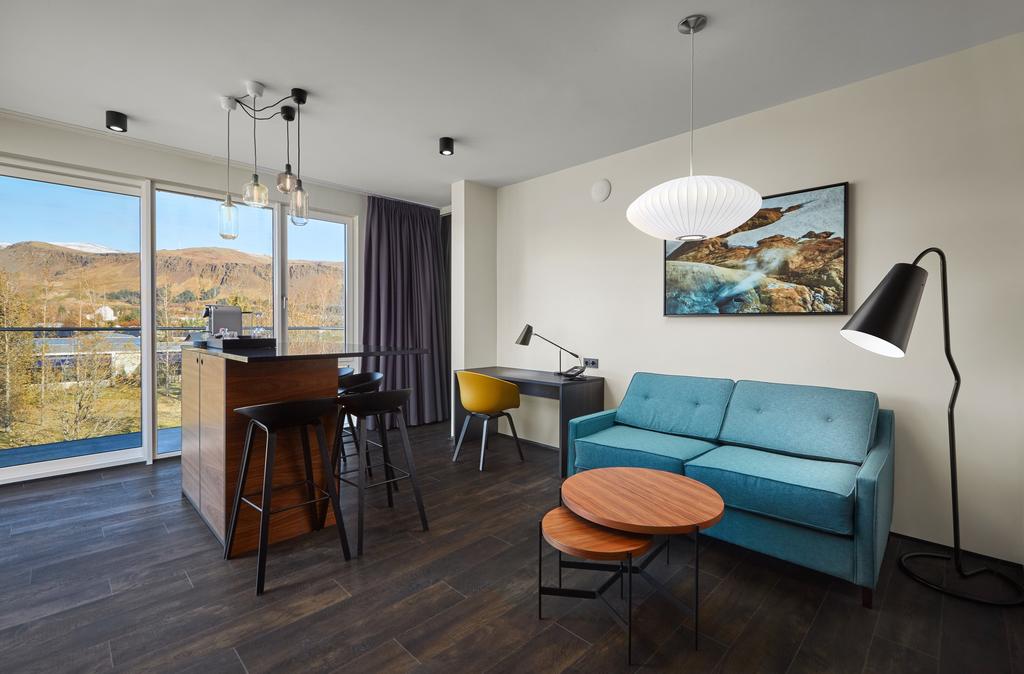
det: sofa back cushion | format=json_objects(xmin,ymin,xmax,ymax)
[
  {"xmin": 616, "ymin": 373, "xmax": 735, "ymax": 440},
  {"xmin": 718, "ymin": 380, "xmax": 879, "ymax": 464}
]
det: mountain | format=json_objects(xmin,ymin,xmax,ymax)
[
  {"xmin": 49, "ymin": 242, "xmax": 125, "ymax": 254},
  {"xmin": 0, "ymin": 242, "xmax": 343, "ymax": 328}
]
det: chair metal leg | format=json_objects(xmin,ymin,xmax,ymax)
[
  {"xmin": 453, "ymin": 415, "xmax": 471, "ymax": 462},
  {"xmin": 356, "ymin": 416, "xmax": 367, "ymax": 556},
  {"xmin": 379, "ymin": 414, "xmax": 394, "ymax": 508},
  {"xmin": 396, "ymin": 413, "xmax": 429, "ymax": 532},
  {"xmin": 345, "ymin": 414, "xmax": 358, "ymax": 463},
  {"xmin": 255, "ymin": 431, "xmax": 277, "ymax": 596},
  {"xmin": 224, "ymin": 420, "xmax": 255, "ymax": 560},
  {"xmin": 332, "ymin": 407, "xmax": 345, "ymax": 469},
  {"xmin": 504, "ymin": 412, "xmax": 525, "ymax": 462},
  {"xmin": 479, "ymin": 417, "xmax": 490, "ymax": 471},
  {"xmin": 314, "ymin": 420, "xmax": 351, "ymax": 560},
  {"xmin": 299, "ymin": 424, "xmax": 320, "ymax": 530}
]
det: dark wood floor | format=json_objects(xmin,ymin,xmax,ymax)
[{"xmin": 1, "ymin": 423, "xmax": 1021, "ymax": 673}]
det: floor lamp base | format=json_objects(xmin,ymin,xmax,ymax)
[{"xmin": 899, "ymin": 551, "xmax": 1024, "ymax": 606}]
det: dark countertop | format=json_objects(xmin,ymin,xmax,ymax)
[{"xmin": 183, "ymin": 343, "xmax": 427, "ymax": 363}]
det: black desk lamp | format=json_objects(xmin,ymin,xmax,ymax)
[
  {"xmin": 841, "ymin": 247, "xmax": 1023, "ymax": 606},
  {"xmin": 515, "ymin": 324, "xmax": 584, "ymax": 378}
]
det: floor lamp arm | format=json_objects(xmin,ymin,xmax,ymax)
[
  {"xmin": 899, "ymin": 247, "xmax": 1023, "ymax": 605},
  {"xmin": 913, "ymin": 247, "xmax": 964, "ymax": 569}
]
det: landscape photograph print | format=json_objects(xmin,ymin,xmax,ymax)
[{"xmin": 664, "ymin": 182, "xmax": 848, "ymax": 315}]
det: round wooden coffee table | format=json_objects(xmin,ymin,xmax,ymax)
[
  {"xmin": 561, "ymin": 467, "xmax": 724, "ymax": 534},
  {"xmin": 538, "ymin": 467, "xmax": 724, "ymax": 661}
]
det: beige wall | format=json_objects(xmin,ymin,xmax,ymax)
[
  {"xmin": 451, "ymin": 180, "xmax": 498, "ymax": 371},
  {"xmin": 494, "ymin": 34, "xmax": 1024, "ymax": 562}
]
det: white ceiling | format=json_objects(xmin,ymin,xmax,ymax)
[{"xmin": 2, "ymin": 1, "xmax": 1023, "ymax": 206}]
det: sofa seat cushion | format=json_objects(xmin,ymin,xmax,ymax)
[
  {"xmin": 685, "ymin": 446, "xmax": 858, "ymax": 535},
  {"xmin": 574, "ymin": 425, "xmax": 717, "ymax": 473}
]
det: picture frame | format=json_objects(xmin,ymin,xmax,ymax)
[{"xmin": 663, "ymin": 181, "xmax": 848, "ymax": 316}]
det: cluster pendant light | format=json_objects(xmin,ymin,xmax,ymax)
[
  {"xmin": 218, "ymin": 82, "xmax": 311, "ymax": 238},
  {"xmin": 626, "ymin": 15, "xmax": 762, "ymax": 242},
  {"xmin": 218, "ymin": 97, "xmax": 239, "ymax": 240},
  {"xmin": 289, "ymin": 95, "xmax": 308, "ymax": 226},
  {"xmin": 241, "ymin": 84, "xmax": 270, "ymax": 208},
  {"xmin": 276, "ymin": 106, "xmax": 298, "ymax": 193}
]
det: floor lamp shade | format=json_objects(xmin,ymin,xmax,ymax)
[
  {"xmin": 841, "ymin": 262, "xmax": 928, "ymax": 358},
  {"xmin": 516, "ymin": 324, "xmax": 534, "ymax": 346}
]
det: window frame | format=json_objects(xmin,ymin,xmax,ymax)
[
  {"xmin": 0, "ymin": 155, "xmax": 360, "ymax": 480},
  {"xmin": 279, "ymin": 208, "xmax": 357, "ymax": 364},
  {"xmin": 0, "ymin": 159, "xmax": 149, "ymax": 484}
]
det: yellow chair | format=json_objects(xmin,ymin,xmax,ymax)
[{"xmin": 454, "ymin": 371, "xmax": 526, "ymax": 471}]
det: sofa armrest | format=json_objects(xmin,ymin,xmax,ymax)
[
  {"xmin": 566, "ymin": 409, "xmax": 618, "ymax": 475},
  {"xmin": 854, "ymin": 408, "xmax": 895, "ymax": 588}
]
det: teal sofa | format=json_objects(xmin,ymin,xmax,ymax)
[{"xmin": 567, "ymin": 373, "xmax": 894, "ymax": 605}]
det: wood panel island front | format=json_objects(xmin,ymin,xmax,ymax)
[{"xmin": 179, "ymin": 343, "xmax": 424, "ymax": 556}]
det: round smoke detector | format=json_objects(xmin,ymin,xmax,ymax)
[{"xmin": 590, "ymin": 178, "xmax": 612, "ymax": 203}]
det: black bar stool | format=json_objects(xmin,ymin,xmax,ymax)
[
  {"xmin": 334, "ymin": 372, "xmax": 385, "ymax": 476},
  {"xmin": 331, "ymin": 388, "xmax": 428, "ymax": 555},
  {"xmin": 225, "ymin": 397, "xmax": 351, "ymax": 595}
]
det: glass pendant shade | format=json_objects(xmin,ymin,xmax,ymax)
[
  {"xmin": 277, "ymin": 163, "xmax": 297, "ymax": 193},
  {"xmin": 289, "ymin": 180, "xmax": 309, "ymax": 225},
  {"xmin": 626, "ymin": 175, "xmax": 762, "ymax": 241},
  {"xmin": 242, "ymin": 174, "xmax": 269, "ymax": 208},
  {"xmin": 219, "ymin": 195, "xmax": 239, "ymax": 240}
]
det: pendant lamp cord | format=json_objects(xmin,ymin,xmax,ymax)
[
  {"xmin": 225, "ymin": 106, "xmax": 231, "ymax": 194},
  {"xmin": 285, "ymin": 117, "xmax": 291, "ymax": 165},
  {"xmin": 251, "ymin": 94, "xmax": 258, "ymax": 175},
  {"xmin": 296, "ymin": 103, "xmax": 301, "ymax": 180},
  {"xmin": 689, "ymin": 27, "xmax": 694, "ymax": 177}
]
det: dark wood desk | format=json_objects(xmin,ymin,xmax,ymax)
[{"xmin": 452, "ymin": 367, "xmax": 605, "ymax": 477}]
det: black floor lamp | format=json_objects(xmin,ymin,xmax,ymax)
[{"xmin": 841, "ymin": 247, "xmax": 1023, "ymax": 606}]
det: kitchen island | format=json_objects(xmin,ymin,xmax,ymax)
[{"xmin": 180, "ymin": 343, "xmax": 424, "ymax": 556}]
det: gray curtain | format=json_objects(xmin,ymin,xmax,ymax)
[{"xmin": 361, "ymin": 196, "xmax": 450, "ymax": 425}]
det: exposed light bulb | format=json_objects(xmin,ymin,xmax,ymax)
[
  {"xmin": 242, "ymin": 174, "xmax": 269, "ymax": 208},
  {"xmin": 219, "ymin": 195, "xmax": 239, "ymax": 240},
  {"xmin": 277, "ymin": 163, "xmax": 297, "ymax": 193},
  {"xmin": 289, "ymin": 179, "xmax": 309, "ymax": 225}
]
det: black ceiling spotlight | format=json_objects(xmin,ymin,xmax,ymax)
[
  {"xmin": 105, "ymin": 110, "xmax": 128, "ymax": 133},
  {"xmin": 439, "ymin": 136, "xmax": 454, "ymax": 156}
]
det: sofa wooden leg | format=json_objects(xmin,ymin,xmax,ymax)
[{"xmin": 861, "ymin": 587, "xmax": 873, "ymax": 609}]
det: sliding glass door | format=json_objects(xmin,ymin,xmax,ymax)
[
  {"xmin": 0, "ymin": 163, "xmax": 354, "ymax": 481},
  {"xmin": 0, "ymin": 173, "xmax": 142, "ymax": 469},
  {"xmin": 154, "ymin": 189, "xmax": 274, "ymax": 454},
  {"xmin": 286, "ymin": 215, "xmax": 349, "ymax": 350}
]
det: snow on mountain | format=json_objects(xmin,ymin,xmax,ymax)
[
  {"xmin": 0, "ymin": 242, "xmax": 11, "ymax": 248},
  {"xmin": 49, "ymin": 242, "xmax": 125, "ymax": 254}
]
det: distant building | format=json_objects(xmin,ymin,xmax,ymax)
[{"xmin": 88, "ymin": 305, "xmax": 117, "ymax": 322}]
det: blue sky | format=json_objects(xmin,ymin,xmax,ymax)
[{"xmin": 0, "ymin": 175, "xmax": 344, "ymax": 262}]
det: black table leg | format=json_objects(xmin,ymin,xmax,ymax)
[
  {"xmin": 694, "ymin": 526, "xmax": 700, "ymax": 650},
  {"xmin": 627, "ymin": 551, "xmax": 633, "ymax": 665}
]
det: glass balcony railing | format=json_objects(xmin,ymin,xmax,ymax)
[{"xmin": 0, "ymin": 327, "xmax": 143, "ymax": 467}]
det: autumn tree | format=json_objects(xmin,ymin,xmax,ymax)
[{"xmin": 0, "ymin": 271, "xmax": 33, "ymax": 434}]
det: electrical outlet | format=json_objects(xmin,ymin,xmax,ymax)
[{"xmin": 583, "ymin": 357, "xmax": 599, "ymax": 369}]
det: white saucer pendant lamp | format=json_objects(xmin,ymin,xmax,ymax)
[{"xmin": 627, "ymin": 15, "xmax": 761, "ymax": 241}]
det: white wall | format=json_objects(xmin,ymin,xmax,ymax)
[
  {"xmin": 494, "ymin": 34, "xmax": 1024, "ymax": 563},
  {"xmin": 450, "ymin": 180, "xmax": 498, "ymax": 371},
  {"xmin": 0, "ymin": 112, "xmax": 366, "ymax": 221}
]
